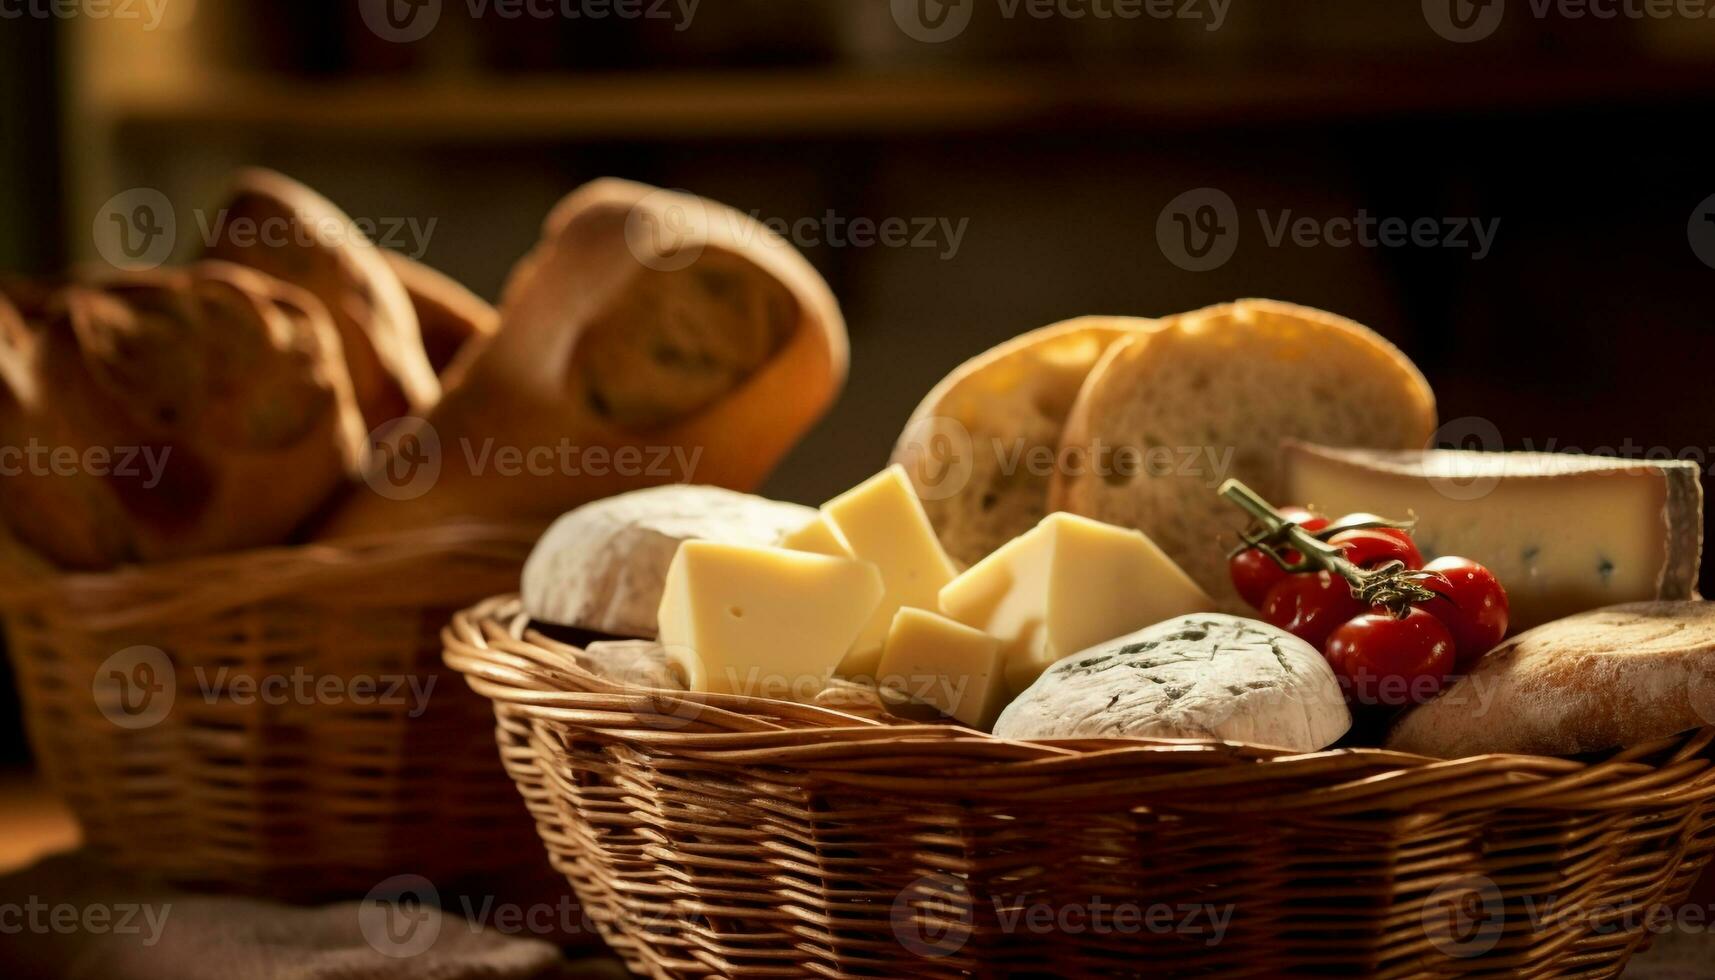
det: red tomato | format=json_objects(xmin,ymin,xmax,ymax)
[
  {"xmin": 1325, "ymin": 608, "xmax": 1456, "ymax": 707},
  {"xmin": 1261, "ymin": 571, "xmax": 1364, "ymax": 650},
  {"xmin": 1328, "ymin": 527, "xmax": 1423, "ymax": 570},
  {"xmin": 1414, "ymin": 557, "xmax": 1509, "ymax": 672},
  {"xmin": 1228, "ymin": 507, "xmax": 1329, "ymax": 608}
]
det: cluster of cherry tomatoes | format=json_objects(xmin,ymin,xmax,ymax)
[{"xmin": 1229, "ymin": 506, "xmax": 1509, "ymax": 708}]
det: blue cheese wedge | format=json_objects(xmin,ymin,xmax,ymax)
[
  {"xmin": 1282, "ymin": 443, "xmax": 1703, "ymax": 631},
  {"xmin": 992, "ymin": 614, "xmax": 1351, "ymax": 752}
]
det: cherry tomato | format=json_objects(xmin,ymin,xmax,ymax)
[
  {"xmin": 1414, "ymin": 557, "xmax": 1509, "ymax": 672},
  {"xmin": 1261, "ymin": 570, "xmax": 1364, "ymax": 650},
  {"xmin": 1228, "ymin": 507, "xmax": 1330, "ymax": 608},
  {"xmin": 1325, "ymin": 608, "xmax": 1456, "ymax": 707},
  {"xmin": 1328, "ymin": 526, "xmax": 1423, "ymax": 570}
]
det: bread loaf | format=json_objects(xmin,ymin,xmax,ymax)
[
  {"xmin": 315, "ymin": 179, "xmax": 847, "ymax": 538},
  {"xmin": 205, "ymin": 168, "xmax": 438, "ymax": 428},
  {"xmin": 521, "ymin": 485, "xmax": 816, "ymax": 637},
  {"xmin": 993, "ymin": 613, "xmax": 1351, "ymax": 751},
  {"xmin": 1386, "ymin": 601, "xmax": 1715, "ymax": 758},
  {"xmin": 0, "ymin": 263, "xmax": 364, "ymax": 569},
  {"xmin": 381, "ymin": 250, "xmax": 497, "ymax": 380},
  {"xmin": 891, "ymin": 318, "xmax": 1142, "ymax": 565},
  {"xmin": 1052, "ymin": 300, "xmax": 1436, "ymax": 612}
]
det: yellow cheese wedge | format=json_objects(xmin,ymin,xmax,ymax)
[
  {"xmin": 656, "ymin": 542, "xmax": 884, "ymax": 698},
  {"xmin": 939, "ymin": 512, "xmax": 1215, "ymax": 694},
  {"xmin": 780, "ymin": 513, "xmax": 851, "ymax": 557},
  {"xmin": 877, "ymin": 608, "xmax": 1007, "ymax": 730},
  {"xmin": 821, "ymin": 465, "xmax": 960, "ymax": 679}
]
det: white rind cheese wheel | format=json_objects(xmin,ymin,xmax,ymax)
[{"xmin": 993, "ymin": 613, "xmax": 1352, "ymax": 752}]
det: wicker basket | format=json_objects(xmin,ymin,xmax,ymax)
[
  {"xmin": 0, "ymin": 525, "xmax": 549, "ymax": 898},
  {"xmin": 446, "ymin": 595, "xmax": 1715, "ymax": 978}
]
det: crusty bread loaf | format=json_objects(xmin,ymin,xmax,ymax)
[
  {"xmin": 521, "ymin": 485, "xmax": 815, "ymax": 637},
  {"xmin": 381, "ymin": 250, "xmax": 498, "ymax": 381},
  {"xmin": 205, "ymin": 168, "xmax": 439, "ymax": 428},
  {"xmin": 0, "ymin": 263, "xmax": 364, "ymax": 569},
  {"xmin": 315, "ymin": 179, "xmax": 847, "ymax": 538},
  {"xmin": 1388, "ymin": 601, "xmax": 1715, "ymax": 758},
  {"xmin": 891, "ymin": 318, "xmax": 1143, "ymax": 566},
  {"xmin": 1051, "ymin": 300, "xmax": 1436, "ymax": 612}
]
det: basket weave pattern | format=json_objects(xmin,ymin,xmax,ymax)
[
  {"xmin": 446, "ymin": 596, "xmax": 1715, "ymax": 978},
  {"xmin": 1, "ymin": 526, "xmax": 545, "ymax": 897}
]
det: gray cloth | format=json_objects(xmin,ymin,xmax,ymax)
[{"xmin": 0, "ymin": 853, "xmax": 630, "ymax": 980}]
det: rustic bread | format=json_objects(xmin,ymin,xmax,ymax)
[
  {"xmin": 1386, "ymin": 601, "xmax": 1715, "ymax": 758},
  {"xmin": 381, "ymin": 250, "xmax": 498, "ymax": 380},
  {"xmin": 1051, "ymin": 300, "xmax": 1436, "ymax": 612},
  {"xmin": 993, "ymin": 613, "xmax": 1351, "ymax": 751},
  {"xmin": 316, "ymin": 179, "xmax": 847, "ymax": 538},
  {"xmin": 521, "ymin": 485, "xmax": 816, "ymax": 637},
  {"xmin": 0, "ymin": 263, "xmax": 364, "ymax": 569},
  {"xmin": 205, "ymin": 168, "xmax": 439, "ymax": 428},
  {"xmin": 891, "ymin": 318, "xmax": 1143, "ymax": 566}
]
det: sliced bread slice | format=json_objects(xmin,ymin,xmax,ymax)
[
  {"xmin": 1050, "ymin": 299, "xmax": 1436, "ymax": 612},
  {"xmin": 890, "ymin": 317, "xmax": 1146, "ymax": 566}
]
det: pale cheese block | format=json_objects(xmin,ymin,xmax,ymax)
[
  {"xmin": 993, "ymin": 614, "xmax": 1352, "ymax": 752},
  {"xmin": 1282, "ymin": 443, "xmax": 1704, "ymax": 631},
  {"xmin": 522, "ymin": 486, "xmax": 816, "ymax": 637},
  {"xmin": 780, "ymin": 513, "xmax": 851, "ymax": 557},
  {"xmin": 939, "ymin": 512, "xmax": 1217, "ymax": 695},
  {"xmin": 877, "ymin": 608, "xmax": 1008, "ymax": 730},
  {"xmin": 821, "ymin": 466, "xmax": 960, "ymax": 679},
  {"xmin": 656, "ymin": 541, "xmax": 885, "ymax": 698}
]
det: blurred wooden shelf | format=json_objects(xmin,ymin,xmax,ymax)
[{"xmin": 94, "ymin": 60, "xmax": 1715, "ymax": 141}]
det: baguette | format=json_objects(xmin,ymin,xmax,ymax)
[
  {"xmin": 315, "ymin": 179, "xmax": 847, "ymax": 538},
  {"xmin": 1051, "ymin": 299, "xmax": 1436, "ymax": 612},
  {"xmin": 205, "ymin": 168, "xmax": 439, "ymax": 428}
]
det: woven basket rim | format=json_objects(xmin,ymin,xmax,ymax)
[
  {"xmin": 444, "ymin": 593, "xmax": 1715, "ymax": 815},
  {"xmin": 0, "ymin": 521, "xmax": 543, "ymax": 628}
]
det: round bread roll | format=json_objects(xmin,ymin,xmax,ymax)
[
  {"xmin": 381, "ymin": 250, "xmax": 498, "ymax": 381},
  {"xmin": 522, "ymin": 485, "xmax": 816, "ymax": 638},
  {"xmin": 993, "ymin": 613, "xmax": 1352, "ymax": 752},
  {"xmin": 0, "ymin": 263, "xmax": 365, "ymax": 569},
  {"xmin": 891, "ymin": 318, "xmax": 1144, "ymax": 566},
  {"xmin": 205, "ymin": 168, "xmax": 439, "ymax": 428},
  {"xmin": 1051, "ymin": 299, "xmax": 1436, "ymax": 613},
  {"xmin": 1387, "ymin": 601, "xmax": 1715, "ymax": 759}
]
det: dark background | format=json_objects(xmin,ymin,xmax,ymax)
[{"xmin": 3, "ymin": 1, "xmax": 1715, "ymax": 765}]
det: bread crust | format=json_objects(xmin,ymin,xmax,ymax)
[
  {"xmin": 1051, "ymin": 299, "xmax": 1436, "ymax": 611},
  {"xmin": 381, "ymin": 250, "xmax": 498, "ymax": 381},
  {"xmin": 315, "ymin": 179, "xmax": 847, "ymax": 538},
  {"xmin": 890, "ymin": 317, "xmax": 1146, "ymax": 565},
  {"xmin": 1386, "ymin": 601, "xmax": 1715, "ymax": 758}
]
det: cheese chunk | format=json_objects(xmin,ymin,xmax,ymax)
[
  {"xmin": 1282, "ymin": 443, "xmax": 1704, "ymax": 631},
  {"xmin": 780, "ymin": 514, "xmax": 850, "ymax": 557},
  {"xmin": 821, "ymin": 466, "xmax": 960, "ymax": 678},
  {"xmin": 656, "ymin": 542, "xmax": 884, "ymax": 698},
  {"xmin": 939, "ymin": 512, "xmax": 1216, "ymax": 694},
  {"xmin": 877, "ymin": 608, "xmax": 1007, "ymax": 730}
]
